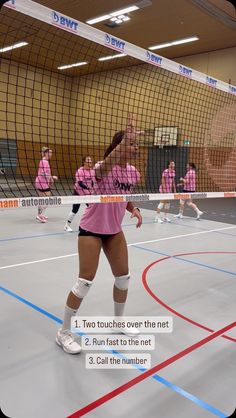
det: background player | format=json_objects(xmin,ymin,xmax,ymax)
[
  {"xmin": 64, "ymin": 156, "xmax": 95, "ymax": 232},
  {"xmin": 155, "ymin": 160, "xmax": 176, "ymax": 223},
  {"xmin": 174, "ymin": 162, "xmax": 203, "ymax": 219},
  {"xmin": 35, "ymin": 147, "xmax": 58, "ymax": 223}
]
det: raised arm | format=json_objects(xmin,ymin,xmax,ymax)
[{"xmin": 95, "ymin": 113, "xmax": 137, "ymax": 179}]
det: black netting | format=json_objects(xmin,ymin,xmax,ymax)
[{"xmin": 0, "ymin": 2, "xmax": 235, "ymax": 201}]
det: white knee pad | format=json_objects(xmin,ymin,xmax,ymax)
[
  {"xmin": 158, "ymin": 202, "xmax": 164, "ymax": 210},
  {"xmin": 164, "ymin": 203, "xmax": 170, "ymax": 210},
  {"xmin": 114, "ymin": 272, "xmax": 130, "ymax": 290},
  {"xmin": 180, "ymin": 199, "xmax": 185, "ymax": 205},
  {"xmin": 72, "ymin": 278, "xmax": 93, "ymax": 298}
]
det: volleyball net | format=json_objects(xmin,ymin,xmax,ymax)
[{"xmin": 0, "ymin": 0, "xmax": 236, "ymax": 209}]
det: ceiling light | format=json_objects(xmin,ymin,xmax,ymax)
[
  {"xmin": 109, "ymin": 14, "xmax": 131, "ymax": 24},
  {"xmin": 86, "ymin": 14, "xmax": 111, "ymax": 25},
  {"xmin": 0, "ymin": 41, "xmax": 28, "ymax": 53},
  {"xmin": 86, "ymin": 4, "xmax": 139, "ymax": 25},
  {"xmin": 110, "ymin": 5, "xmax": 139, "ymax": 16},
  {"xmin": 57, "ymin": 61, "xmax": 88, "ymax": 70},
  {"xmin": 172, "ymin": 36, "xmax": 199, "ymax": 45},
  {"xmin": 149, "ymin": 36, "xmax": 199, "ymax": 50},
  {"xmin": 98, "ymin": 53, "xmax": 126, "ymax": 62}
]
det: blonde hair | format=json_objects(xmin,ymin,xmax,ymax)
[
  {"xmin": 41, "ymin": 147, "xmax": 51, "ymax": 157},
  {"xmin": 41, "ymin": 146, "xmax": 50, "ymax": 153}
]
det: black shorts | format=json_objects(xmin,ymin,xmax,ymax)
[
  {"xmin": 37, "ymin": 188, "xmax": 51, "ymax": 192},
  {"xmin": 183, "ymin": 190, "xmax": 195, "ymax": 193},
  {"xmin": 78, "ymin": 227, "xmax": 116, "ymax": 240}
]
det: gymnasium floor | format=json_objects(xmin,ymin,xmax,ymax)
[{"xmin": 0, "ymin": 202, "xmax": 235, "ymax": 418}]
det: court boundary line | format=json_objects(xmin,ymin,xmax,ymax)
[
  {"xmin": 0, "ymin": 220, "xmax": 235, "ymax": 245},
  {"xmin": 0, "ymin": 285, "xmax": 231, "ymax": 418},
  {"xmin": 1, "ymin": 227, "xmax": 235, "ymax": 416},
  {"xmin": 136, "ymin": 247, "xmax": 236, "ymax": 277},
  {"xmin": 67, "ymin": 321, "xmax": 235, "ymax": 418},
  {"xmin": 0, "ymin": 225, "xmax": 235, "ymax": 271},
  {"xmin": 142, "ymin": 252, "xmax": 236, "ymax": 343}
]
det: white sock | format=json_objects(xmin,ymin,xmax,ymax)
[
  {"xmin": 114, "ymin": 301, "xmax": 126, "ymax": 317},
  {"xmin": 62, "ymin": 305, "xmax": 78, "ymax": 331},
  {"xmin": 67, "ymin": 211, "xmax": 75, "ymax": 224}
]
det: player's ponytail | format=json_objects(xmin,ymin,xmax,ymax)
[
  {"xmin": 104, "ymin": 131, "xmax": 125, "ymax": 159},
  {"xmin": 189, "ymin": 162, "xmax": 196, "ymax": 170}
]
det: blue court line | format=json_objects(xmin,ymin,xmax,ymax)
[
  {"xmin": 0, "ymin": 231, "xmax": 73, "ymax": 243},
  {"xmin": 0, "ymin": 285, "xmax": 63, "ymax": 324},
  {"xmin": 0, "ymin": 284, "xmax": 227, "ymax": 417},
  {"xmin": 169, "ymin": 219, "xmax": 236, "ymax": 237},
  {"xmin": 0, "ymin": 222, "xmax": 148, "ymax": 242},
  {"xmin": 112, "ymin": 350, "xmax": 227, "ymax": 418},
  {"xmin": 0, "ymin": 220, "xmax": 165, "ymax": 243},
  {"xmin": 0, "ymin": 221, "xmax": 153, "ymax": 243},
  {"xmin": 132, "ymin": 245, "xmax": 236, "ymax": 277},
  {"xmin": 0, "ymin": 218, "xmax": 235, "ymax": 243},
  {"xmin": 151, "ymin": 374, "xmax": 226, "ymax": 418}
]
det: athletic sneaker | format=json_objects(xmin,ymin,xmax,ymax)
[
  {"xmin": 111, "ymin": 325, "xmax": 140, "ymax": 337},
  {"xmin": 174, "ymin": 213, "xmax": 183, "ymax": 219},
  {"xmin": 155, "ymin": 216, "xmax": 163, "ymax": 223},
  {"xmin": 122, "ymin": 327, "xmax": 140, "ymax": 337},
  {"xmin": 42, "ymin": 214, "xmax": 48, "ymax": 220},
  {"xmin": 36, "ymin": 215, "xmax": 47, "ymax": 223},
  {"xmin": 164, "ymin": 217, "xmax": 171, "ymax": 223},
  {"xmin": 56, "ymin": 328, "xmax": 81, "ymax": 354},
  {"xmin": 196, "ymin": 211, "xmax": 203, "ymax": 220},
  {"xmin": 64, "ymin": 223, "xmax": 73, "ymax": 232}
]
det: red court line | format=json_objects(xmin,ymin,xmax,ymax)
[
  {"xmin": 67, "ymin": 321, "xmax": 236, "ymax": 418},
  {"xmin": 142, "ymin": 251, "xmax": 236, "ymax": 343}
]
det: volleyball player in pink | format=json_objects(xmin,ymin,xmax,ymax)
[
  {"xmin": 35, "ymin": 147, "xmax": 58, "ymax": 223},
  {"xmin": 155, "ymin": 160, "xmax": 176, "ymax": 223},
  {"xmin": 64, "ymin": 156, "xmax": 96, "ymax": 232},
  {"xmin": 174, "ymin": 162, "xmax": 203, "ymax": 219},
  {"xmin": 56, "ymin": 115, "xmax": 143, "ymax": 354}
]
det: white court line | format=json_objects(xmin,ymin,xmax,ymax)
[
  {"xmin": 0, "ymin": 225, "xmax": 235, "ymax": 271},
  {"xmin": 127, "ymin": 225, "xmax": 236, "ymax": 247},
  {"xmin": 0, "ymin": 253, "xmax": 77, "ymax": 270}
]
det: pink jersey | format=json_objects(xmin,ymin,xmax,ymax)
[
  {"xmin": 183, "ymin": 169, "xmax": 196, "ymax": 191},
  {"xmin": 159, "ymin": 168, "xmax": 175, "ymax": 193},
  {"xmin": 35, "ymin": 159, "xmax": 51, "ymax": 190},
  {"xmin": 74, "ymin": 167, "xmax": 96, "ymax": 195},
  {"xmin": 80, "ymin": 163, "xmax": 140, "ymax": 234}
]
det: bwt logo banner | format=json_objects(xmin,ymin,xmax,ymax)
[
  {"xmin": 105, "ymin": 34, "xmax": 125, "ymax": 52},
  {"xmin": 51, "ymin": 11, "xmax": 78, "ymax": 33},
  {"xmin": 206, "ymin": 76, "xmax": 217, "ymax": 87},
  {"xmin": 146, "ymin": 51, "xmax": 162, "ymax": 66},
  {"xmin": 5, "ymin": 0, "xmax": 16, "ymax": 9},
  {"xmin": 179, "ymin": 65, "xmax": 192, "ymax": 78},
  {"xmin": 229, "ymin": 85, "xmax": 236, "ymax": 95}
]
